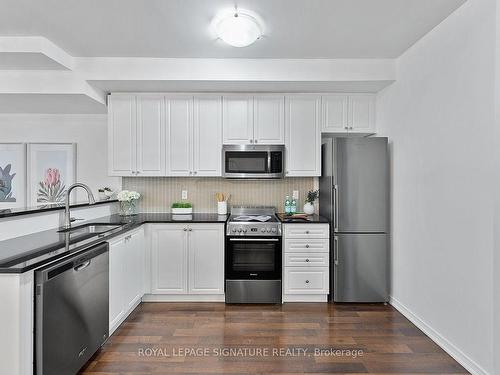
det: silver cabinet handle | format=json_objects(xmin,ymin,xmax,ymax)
[
  {"xmin": 188, "ymin": 228, "xmax": 192, "ymax": 231},
  {"xmin": 250, "ymin": 139, "xmax": 254, "ymax": 143},
  {"xmin": 74, "ymin": 260, "xmax": 91, "ymax": 272},
  {"xmin": 254, "ymin": 139, "xmax": 258, "ymax": 143},
  {"xmin": 183, "ymin": 228, "xmax": 188, "ymax": 231},
  {"xmin": 333, "ymin": 185, "xmax": 339, "ymax": 232},
  {"xmin": 334, "ymin": 236, "xmax": 339, "ymax": 266},
  {"xmin": 193, "ymin": 171, "xmax": 197, "ymax": 175},
  {"xmin": 305, "ymin": 244, "xmax": 310, "ymax": 248},
  {"xmin": 305, "ymin": 230, "xmax": 310, "ymax": 234},
  {"xmin": 305, "ymin": 259, "xmax": 310, "ymax": 262},
  {"xmin": 305, "ymin": 280, "xmax": 310, "ymax": 284}
]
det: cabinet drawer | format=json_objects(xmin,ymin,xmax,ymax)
[
  {"xmin": 285, "ymin": 252, "xmax": 329, "ymax": 267},
  {"xmin": 284, "ymin": 224, "xmax": 329, "ymax": 239},
  {"xmin": 284, "ymin": 267, "xmax": 329, "ymax": 294},
  {"xmin": 284, "ymin": 239, "xmax": 329, "ymax": 253}
]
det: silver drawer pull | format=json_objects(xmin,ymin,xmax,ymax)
[
  {"xmin": 305, "ymin": 244, "xmax": 310, "ymax": 248},
  {"xmin": 305, "ymin": 259, "xmax": 310, "ymax": 262},
  {"xmin": 305, "ymin": 280, "xmax": 310, "ymax": 284},
  {"xmin": 183, "ymin": 228, "xmax": 188, "ymax": 231},
  {"xmin": 305, "ymin": 230, "xmax": 310, "ymax": 234}
]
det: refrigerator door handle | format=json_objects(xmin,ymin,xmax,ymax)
[
  {"xmin": 333, "ymin": 185, "xmax": 339, "ymax": 232},
  {"xmin": 333, "ymin": 236, "xmax": 339, "ymax": 265}
]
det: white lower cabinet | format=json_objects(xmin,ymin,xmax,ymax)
[
  {"xmin": 109, "ymin": 228, "xmax": 145, "ymax": 334},
  {"xmin": 283, "ymin": 224, "xmax": 330, "ymax": 302},
  {"xmin": 149, "ymin": 223, "xmax": 224, "ymax": 300}
]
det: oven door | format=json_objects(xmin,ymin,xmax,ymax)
[{"xmin": 225, "ymin": 237, "xmax": 282, "ymax": 280}]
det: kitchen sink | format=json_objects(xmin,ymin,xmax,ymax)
[{"xmin": 58, "ymin": 223, "xmax": 123, "ymax": 235}]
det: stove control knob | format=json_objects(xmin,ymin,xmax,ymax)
[
  {"xmin": 232, "ymin": 228, "xmax": 237, "ymax": 233},
  {"xmin": 243, "ymin": 228, "xmax": 247, "ymax": 233},
  {"xmin": 238, "ymin": 228, "xmax": 242, "ymax": 233},
  {"xmin": 267, "ymin": 228, "xmax": 271, "ymax": 233},
  {"xmin": 261, "ymin": 228, "xmax": 266, "ymax": 233},
  {"xmin": 271, "ymin": 228, "xmax": 277, "ymax": 233}
]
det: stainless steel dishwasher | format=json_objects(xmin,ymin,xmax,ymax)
[{"xmin": 35, "ymin": 242, "xmax": 109, "ymax": 375}]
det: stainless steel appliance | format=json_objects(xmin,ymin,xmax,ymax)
[
  {"xmin": 35, "ymin": 242, "xmax": 109, "ymax": 375},
  {"xmin": 319, "ymin": 137, "xmax": 389, "ymax": 302},
  {"xmin": 225, "ymin": 207, "xmax": 282, "ymax": 303},
  {"xmin": 223, "ymin": 145, "xmax": 284, "ymax": 179}
]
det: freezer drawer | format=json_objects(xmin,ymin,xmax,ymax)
[
  {"xmin": 284, "ymin": 267, "xmax": 329, "ymax": 294},
  {"xmin": 284, "ymin": 238, "xmax": 329, "ymax": 253},
  {"xmin": 333, "ymin": 233, "xmax": 388, "ymax": 302},
  {"xmin": 285, "ymin": 252, "xmax": 329, "ymax": 267}
]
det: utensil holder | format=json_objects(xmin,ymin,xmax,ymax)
[{"xmin": 217, "ymin": 201, "xmax": 227, "ymax": 215}]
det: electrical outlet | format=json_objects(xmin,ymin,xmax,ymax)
[
  {"xmin": 292, "ymin": 190, "xmax": 299, "ymax": 200},
  {"xmin": 181, "ymin": 190, "xmax": 188, "ymax": 200}
]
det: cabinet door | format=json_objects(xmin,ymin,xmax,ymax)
[
  {"xmin": 193, "ymin": 96, "xmax": 222, "ymax": 176},
  {"xmin": 322, "ymin": 95, "xmax": 348, "ymax": 133},
  {"xmin": 108, "ymin": 95, "xmax": 137, "ymax": 176},
  {"xmin": 166, "ymin": 96, "xmax": 193, "ymax": 176},
  {"xmin": 151, "ymin": 225, "xmax": 188, "ymax": 294},
  {"xmin": 285, "ymin": 95, "xmax": 321, "ymax": 176},
  {"xmin": 136, "ymin": 95, "xmax": 165, "ymax": 176},
  {"xmin": 348, "ymin": 94, "xmax": 376, "ymax": 133},
  {"xmin": 253, "ymin": 95, "xmax": 285, "ymax": 144},
  {"xmin": 109, "ymin": 237, "xmax": 126, "ymax": 330},
  {"xmin": 222, "ymin": 95, "xmax": 254, "ymax": 144},
  {"xmin": 125, "ymin": 230, "xmax": 145, "ymax": 309},
  {"xmin": 188, "ymin": 224, "xmax": 224, "ymax": 294}
]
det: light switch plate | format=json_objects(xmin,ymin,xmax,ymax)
[
  {"xmin": 292, "ymin": 190, "xmax": 299, "ymax": 200},
  {"xmin": 181, "ymin": 190, "xmax": 188, "ymax": 200}
]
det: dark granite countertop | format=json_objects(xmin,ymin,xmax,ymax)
[
  {"xmin": 0, "ymin": 212, "xmax": 228, "ymax": 274},
  {"xmin": 0, "ymin": 199, "xmax": 118, "ymax": 219},
  {"xmin": 277, "ymin": 213, "xmax": 330, "ymax": 224}
]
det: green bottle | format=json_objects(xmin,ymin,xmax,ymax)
[
  {"xmin": 291, "ymin": 197, "xmax": 297, "ymax": 214},
  {"xmin": 285, "ymin": 195, "xmax": 291, "ymax": 215}
]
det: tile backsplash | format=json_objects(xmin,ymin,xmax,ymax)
[{"xmin": 123, "ymin": 177, "xmax": 316, "ymax": 213}]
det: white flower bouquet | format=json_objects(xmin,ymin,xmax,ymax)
[{"xmin": 117, "ymin": 190, "xmax": 141, "ymax": 215}]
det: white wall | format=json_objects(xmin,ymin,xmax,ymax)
[
  {"xmin": 376, "ymin": 0, "xmax": 495, "ymax": 374},
  {"xmin": 0, "ymin": 114, "xmax": 120, "ymax": 201}
]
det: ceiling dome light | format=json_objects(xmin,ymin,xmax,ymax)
[{"xmin": 215, "ymin": 10, "xmax": 262, "ymax": 47}]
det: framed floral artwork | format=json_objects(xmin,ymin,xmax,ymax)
[
  {"xmin": 27, "ymin": 143, "xmax": 76, "ymax": 206},
  {"xmin": 0, "ymin": 143, "xmax": 26, "ymax": 209}
]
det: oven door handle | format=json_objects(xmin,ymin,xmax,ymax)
[{"xmin": 229, "ymin": 238, "xmax": 280, "ymax": 242}]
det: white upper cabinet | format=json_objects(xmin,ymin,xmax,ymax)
[
  {"xmin": 193, "ymin": 96, "xmax": 222, "ymax": 176},
  {"xmin": 166, "ymin": 95, "xmax": 193, "ymax": 176},
  {"xmin": 253, "ymin": 95, "xmax": 285, "ymax": 144},
  {"xmin": 108, "ymin": 95, "xmax": 137, "ymax": 176},
  {"xmin": 322, "ymin": 94, "xmax": 349, "ymax": 132},
  {"xmin": 322, "ymin": 94, "xmax": 376, "ymax": 134},
  {"xmin": 223, "ymin": 95, "xmax": 254, "ymax": 144},
  {"xmin": 136, "ymin": 95, "xmax": 165, "ymax": 176},
  {"xmin": 348, "ymin": 94, "xmax": 376, "ymax": 133},
  {"xmin": 223, "ymin": 95, "xmax": 285, "ymax": 145},
  {"xmin": 285, "ymin": 95, "xmax": 321, "ymax": 177}
]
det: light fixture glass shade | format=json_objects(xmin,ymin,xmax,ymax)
[{"xmin": 216, "ymin": 12, "xmax": 262, "ymax": 47}]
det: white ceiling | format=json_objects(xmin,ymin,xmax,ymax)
[{"xmin": 0, "ymin": 0, "xmax": 465, "ymax": 59}]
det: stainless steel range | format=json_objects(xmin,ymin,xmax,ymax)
[{"xmin": 225, "ymin": 207, "xmax": 282, "ymax": 304}]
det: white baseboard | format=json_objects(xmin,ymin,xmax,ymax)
[
  {"xmin": 142, "ymin": 294, "xmax": 225, "ymax": 302},
  {"xmin": 390, "ymin": 296, "xmax": 490, "ymax": 375}
]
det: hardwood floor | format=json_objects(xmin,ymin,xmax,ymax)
[{"xmin": 81, "ymin": 303, "xmax": 468, "ymax": 374}]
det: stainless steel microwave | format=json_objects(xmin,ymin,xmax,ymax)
[{"xmin": 222, "ymin": 145, "xmax": 285, "ymax": 179}]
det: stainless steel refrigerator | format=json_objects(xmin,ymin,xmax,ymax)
[{"xmin": 319, "ymin": 137, "xmax": 389, "ymax": 302}]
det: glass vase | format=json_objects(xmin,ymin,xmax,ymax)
[{"xmin": 120, "ymin": 199, "xmax": 138, "ymax": 216}]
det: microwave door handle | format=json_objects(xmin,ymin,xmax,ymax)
[{"xmin": 267, "ymin": 153, "xmax": 272, "ymax": 173}]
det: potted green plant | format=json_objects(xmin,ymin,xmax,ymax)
[
  {"xmin": 171, "ymin": 202, "xmax": 193, "ymax": 214},
  {"xmin": 304, "ymin": 190, "xmax": 319, "ymax": 215}
]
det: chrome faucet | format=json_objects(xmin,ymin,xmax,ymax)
[{"xmin": 63, "ymin": 183, "xmax": 96, "ymax": 229}]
